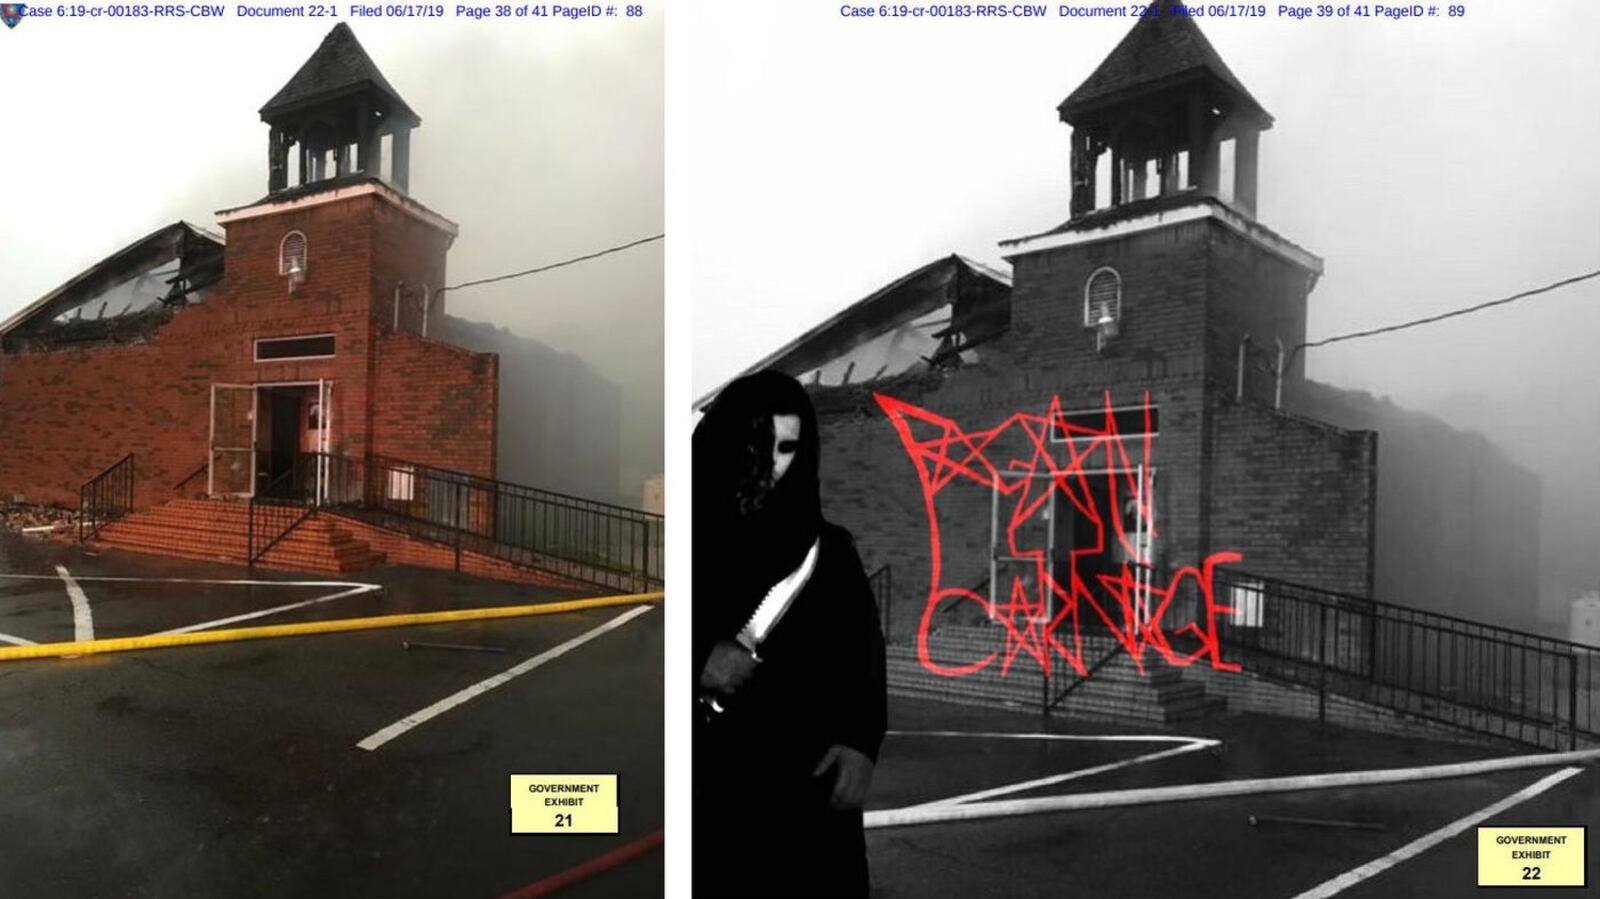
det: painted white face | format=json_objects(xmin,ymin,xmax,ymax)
[{"xmin": 771, "ymin": 414, "xmax": 802, "ymax": 485}]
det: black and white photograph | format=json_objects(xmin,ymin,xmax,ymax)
[{"xmin": 687, "ymin": 2, "xmax": 1600, "ymax": 896}]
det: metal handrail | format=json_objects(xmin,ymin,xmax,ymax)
[
  {"xmin": 1211, "ymin": 566, "xmax": 1594, "ymax": 750},
  {"xmin": 367, "ymin": 453, "xmax": 658, "ymax": 520},
  {"xmin": 172, "ymin": 459, "xmax": 208, "ymax": 491},
  {"xmin": 1230, "ymin": 567, "xmax": 1591, "ymax": 655},
  {"xmin": 248, "ymin": 501, "xmax": 315, "ymax": 570},
  {"xmin": 1045, "ymin": 637, "xmax": 1126, "ymax": 714},
  {"xmin": 78, "ymin": 453, "xmax": 134, "ymax": 542},
  {"xmin": 308, "ymin": 451, "xmax": 663, "ymax": 593},
  {"xmin": 85, "ymin": 452, "xmax": 135, "ymax": 483},
  {"xmin": 245, "ymin": 458, "xmax": 314, "ymax": 569}
]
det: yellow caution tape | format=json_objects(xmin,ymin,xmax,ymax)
[{"xmin": 0, "ymin": 591, "xmax": 664, "ymax": 662}]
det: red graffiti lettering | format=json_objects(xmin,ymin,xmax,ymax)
[{"xmin": 874, "ymin": 391, "xmax": 1243, "ymax": 680}]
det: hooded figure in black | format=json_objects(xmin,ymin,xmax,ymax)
[{"xmin": 693, "ymin": 371, "xmax": 887, "ymax": 899}]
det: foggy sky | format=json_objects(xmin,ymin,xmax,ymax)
[
  {"xmin": 0, "ymin": 17, "xmax": 663, "ymax": 499},
  {"xmin": 684, "ymin": 4, "xmax": 1600, "ymax": 622}
]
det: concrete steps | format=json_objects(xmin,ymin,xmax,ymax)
[
  {"xmin": 888, "ymin": 625, "xmax": 1226, "ymax": 724},
  {"xmin": 95, "ymin": 499, "xmax": 385, "ymax": 574}
]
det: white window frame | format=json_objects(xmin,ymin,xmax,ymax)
[
  {"xmin": 1230, "ymin": 578, "xmax": 1265, "ymax": 628},
  {"xmin": 1083, "ymin": 265, "xmax": 1122, "ymax": 328},
  {"xmin": 387, "ymin": 465, "xmax": 416, "ymax": 502},
  {"xmin": 254, "ymin": 333, "xmax": 336, "ymax": 363},
  {"xmin": 279, "ymin": 230, "xmax": 308, "ymax": 276},
  {"xmin": 1049, "ymin": 403, "xmax": 1160, "ymax": 445}
]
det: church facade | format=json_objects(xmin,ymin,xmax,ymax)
[
  {"xmin": 716, "ymin": 8, "xmax": 1536, "ymax": 642},
  {"xmin": 0, "ymin": 24, "xmax": 498, "ymax": 512}
]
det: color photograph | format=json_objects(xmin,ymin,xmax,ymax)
[{"xmin": 0, "ymin": 13, "xmax": 665, "ymax": 898}]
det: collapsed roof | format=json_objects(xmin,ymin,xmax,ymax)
[
  {"xmin": 696, "ymin": 254, "xmax": 1012, "ymax": 408},
  {"xmin": 0, "ymin": 222, "xmax": 224, "ymax": 353}
]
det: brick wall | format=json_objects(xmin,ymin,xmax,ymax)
[
  {"xmin": 1005, "ymin": 219, "xmax": 1228, "ymax": 573},
  {"xmin": 1203, "ymin": 223, "xmax": 1315, "ymax": 402},
  {"xmin": 813, "ymin": 377, "xmax": 993, "ymax": 644},
  {"xmin": 0, "ymin": 188, "xmax": 493, "ymax": 508},
  {"xmin": 804, "ymin": 214, "xmax": 1368, "ymax": 643},
  {"xmin": 369, "ymin": 332, "xmax": 497, "ymax": 479},
  {"xmin": 814, "ymin": 372, "xmax": 1217, "ymax": 644},
  {"xmin": 331, "ymin": 515, "xmax": 587, "ymax": 590},
  {"xmin": 368, "ymin": 197, "xmax": 453, "ymax": 337},
  {"xmin": 1208, "ymin": 400, "xmax": 1377, "ymax": 596},
  {"xmin": 0, "ymin": 249, "xmax": 376, "ymax": 509},
  {"xmin": 1008, "ymin": 219, "xmax": 1210, "ymax": 378}
]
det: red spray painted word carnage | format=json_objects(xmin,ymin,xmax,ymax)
[{"xmin": 874, "ymin": 391, "xmax": 1243, "ymax": 681}]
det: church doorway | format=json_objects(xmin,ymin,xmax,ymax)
[
  {"xmin": 207, "ymin": 380, "xmax": 333, "ymax": 502},
  {"xmin": 990, "ymin": 464, "xmax": 1158, "ymax": 643}
]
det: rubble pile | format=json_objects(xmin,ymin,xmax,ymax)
[{"xmin": 0, "ymin": 502, "xmax": 77, "ymax": 534}]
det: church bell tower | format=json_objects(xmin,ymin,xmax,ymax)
[
  {"xmin": 1060, "ymin": 0, "xmax": 1273, "ymax": 220},
  {"xmin": 214, "ymin": 23, "xmax": 457, "ymax": 338},
  {"xmin": 259, "ymin": 22, "xmax": 422, "ymax": 195},
  {"xmin": 997, "ymin": 1, "xmax": 1326, "ymax": 572}
]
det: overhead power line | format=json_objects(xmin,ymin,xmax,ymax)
[
  {"xmin": 437, "ymin": 233, "xmax": 665, "ymax": 296},
  {"xmin": 1300, "ymin": 268, "xmax": 1600, "ymax": 353}
]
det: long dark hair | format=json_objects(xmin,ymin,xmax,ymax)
[{"xmin": 693, "ymin": 371, "xmax": 823, "ymax": 633}]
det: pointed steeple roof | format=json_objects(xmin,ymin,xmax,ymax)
[
  {"xmin": 1058, "ymin": 3, "xmax": 1270, "ymax": 128},
  {"xmin": 259, "ymin": 23, "xmax": 420, "ymax": 126}
]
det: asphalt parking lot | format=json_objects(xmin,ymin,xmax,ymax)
[
  {"xmin": 0, "ymin": 532, "xmax": 664, "ymax": 899},
  {"xmin": 866, "ymin": 699, "xmax": 1599, "ymax": 898}
]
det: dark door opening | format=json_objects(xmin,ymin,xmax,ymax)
[
  {"xmin": 257, "ymin": 385, "xmax": 315, "ymax": 500},
  {"xmin": 1051, "ymin": 470, "xmax": 1156, "ymax": 641}
]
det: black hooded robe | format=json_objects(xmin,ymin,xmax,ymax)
[{"xmin": 692, "ymin": 373, "xmax": 888, "ymax": 899}]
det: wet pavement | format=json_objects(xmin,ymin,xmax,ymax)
[
  {"xmin": 0, "ymin": 532, "xmax": 614, "ymax": 645},
  {"xmin": 0, "ymin": 532, "xmax": 664, "ymax": 898},
  {"xmin": 866, "ymin": 698, "xmax": 1600, "ymax": 898}
]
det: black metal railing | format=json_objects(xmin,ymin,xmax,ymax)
[
  {"xmin": 868, "ymin": 564, "xmax": 893, "ymax": 642},
  {"xmin": 308, "ymin": 452, "xmax": 663, "ymax": 593},
  {"xmin": 1211, "ymin": 568, "xmax": 1599, "ymax": 750},
  {"xmin": 79, "ymin": 453, "xmax": 135, "ymax": 541},
  {"xmin": 172, "ymin": 459, "xmax": 209, "ymax": 493},
  {"xmin": 247, "ymin": 460, "xmax": 316, "ymax": 569},
  {"xmin": 1044, "ymin": 637, "xmax": 1125, "ymax": 714}
]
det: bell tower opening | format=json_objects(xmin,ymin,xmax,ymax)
[{"xmin": 260, "ymin": 22, "xmax": 421, "ymax": 195}]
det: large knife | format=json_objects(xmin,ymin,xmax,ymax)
[{"xmin": 701, "ymin": 537, "xmax": 821, "ymax": 717}]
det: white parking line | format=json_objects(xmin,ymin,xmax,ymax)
[
  {"xmin": 55, "ymin": 565, "xmax": 93, "ymax": 642},
  {"xmin": 1292, "ymin": 766, "xmax": 1586, "ymax": 898},
  {"xmin": 864, "ymin": 747, "xmax": 1600, "ymax": 829},
  {"xmin": 356, "ymin": 604, "xmax": 654, "ymax": 752},
  {"xmin": 887, "ymin": 731, "xmax": 1220, "ymax": 809},
  {"xmin": 150, "ymin": 584, "xmax": 382, "ymax": 636},
  {"xmin": 0, "ymin": 573, "xmax": 382, "ymax": 644}
]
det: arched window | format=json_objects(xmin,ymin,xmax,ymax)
[
  {"xmin": 279, "ymin": 231, "xmax": 308, "ymax": 277},
  {"xmin": 1083, "ymin": 266, "xmax": 1121, "ymax": 328}
]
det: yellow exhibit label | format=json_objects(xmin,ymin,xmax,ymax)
[
  {"xmin": 1477, "ymin": 827, "xmax": 1586, "ymax": 887},
  {"xmin": 511, "ymin": 775, "xmax": 619, "ymax": 834}
]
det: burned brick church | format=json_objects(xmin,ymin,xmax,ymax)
[
  {"xmin": 0, "ymin": 25, "xmax": 659, "ymax": 591},
  {"xmin": 707, "ymin": 8, "xmax": 1539, "ymax": 657}
]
